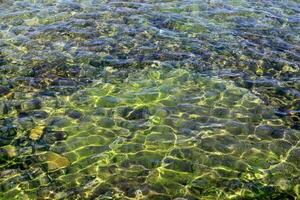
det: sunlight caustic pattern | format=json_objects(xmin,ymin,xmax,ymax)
[{"xmin": 0, "ymin": 0, "xmax": 300, "ymax": 199}]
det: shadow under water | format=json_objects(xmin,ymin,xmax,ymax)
[{"xmin": 0, "ymin": 0, "xmax": 300, "ymax": 199}]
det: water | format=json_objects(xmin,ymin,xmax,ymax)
[{"xmin": 0, "ymin": 0, "xmax": 300, "ymax": 199}]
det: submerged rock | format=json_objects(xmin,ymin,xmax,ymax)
[
  {"xmin": 21, "ymin": 98, "xmax": 42, "ymax": 111},
  {"xmin": 1, "ymin": 145, "xmax": 17, "ymax": 158},
  {"xmin": 65, "ymin": 109, "xmax": 82, "ymax": 119},
  {"xmin": 29, "ymin": 125, "xmax": 45, "ymax": 141},
  {"xmin": 97, "ymin": 117, "xmax": 115, "ymax": 128},
  {"xmin": 0, "ymin": 86, "xmax": 9, "ymax": 96},
  {"xmin": 0, "ymin": 119, "xmax": 17, "ymax": 146},
  {"xmin": 43, "ymin": 152, "xmax": 70, "ymax": 172},
  {"xmin": 97, "ymin": 96, "xmax": 120, "ymax": 108}
]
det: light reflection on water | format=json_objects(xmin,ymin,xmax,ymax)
[{"xmin": 0, "ymin": 0, "xmax": 300, "ymax": 199}]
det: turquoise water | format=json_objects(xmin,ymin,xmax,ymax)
[{"xmin": 0, "ymin": 0, "xmax": 300, "ymax": 199}]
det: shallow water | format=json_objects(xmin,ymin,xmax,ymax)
[{"xmin": 0, "ymin": 0, "xmax": 300, "ymax": 199}]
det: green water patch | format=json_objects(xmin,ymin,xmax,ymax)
[
  {"xmin": 1, "ymin": 67, "xmax": 299, "ymax": 199},
  {"xmin": 0, "ymin": 0, "xmax": 300, "ymax": 199}
]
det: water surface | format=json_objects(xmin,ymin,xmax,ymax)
[{"xmin": 0, "ymin": 0, "xmax": 300, "ymax": 199}]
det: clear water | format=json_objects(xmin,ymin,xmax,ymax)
[{"xmin": 0, "ymin": 0, "xmax": 300, "ymax": 199}]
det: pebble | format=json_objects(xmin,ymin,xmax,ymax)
[
  {"xmin": 97, "ymin": 96, "xmax": 119, "ymax": 108},
  {"xmin": 22, "ymin": 98, "xmax": 42, "ymax": 111},
  {"xmin": 29, "ymin": 125, "xmax": 45, "ymax": 141},
  {"xmin": 44, "ymin": 152, "xmax": 70, "ymax": 172},
  {"xmin": 65, "ymin": 109, "xmax": 82, "ymax": 119},
  {"xmin": 2, "ymin": 145, "xmax": 17, "ymax": 158},
  {"xmin": 0, "ymin": 86, "xmax": 9, "ymax": 96}
]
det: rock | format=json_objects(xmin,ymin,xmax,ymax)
[
  {"xmin": 18, "ymin": 110, "xmax": 49, "ymax": 119},
  {"xmin": 0, "ymin": 148, "xmax": 9, "ymax": 163},
  {"xmin": 127, "ymin": 107, "xmax": 150, "ymax": 120},
  {"xmin": 0, "ymin": 120, "xmax": 17, "ymax": 146},
  {"xmin": 270, "ymin": 129, "xmax": 284, "ymax": 139},
  {"xmin": 48, "ymin": 117, "xmax": 71, "ymax": 128},
  {"xmin": 44, "ymin": 152, "xmax": 70, "ymax": 172},
  {"xmin": 31, "ymin": 110, "xmax": 49, "ymax": 119},
  {"xmin": 97, "ymin": 96, "xmax": 119, "ymax": 108},
  {"xmin": 0, "ymin": 86, "xmax": 9, "ymax": 96},
  {"xmin": 16, "ymin": 117, "xmax": 34, "ymax": 130},
  {"xmin": 65, "ymin": 109, "xmax": 82, "ymax": 119},
  {"xmin": 2, "ymin": 145, "xmax": 17, "ymax": 158},
  {"xmin": 22, "ymin": 98, "xmax": 42, "ymax": 111},
  {"xmin": 212, "ymin": 107, "xmax": 229, "ymax": 118},
  {"xmin": 287, "ymin": 148, "xmax": 300, "ymax": 167},
  {"xmin": 136, "ymin": 91, "xmax": 159, "ymax": 103},
  {"xmin": 164, "ymin": 158, "xmax": 194, "ymax": 172},
  {"xmin": 42, "ymin": 131, "xmax": 67, "ymax": 144},
  {"xmin": 29, "ymin": 125, "xmax": 45, "ymax": 141},
  {"xmin": 119, "ymin": 107, "xmax": 150, "ymax": 120},
  {"xmin": 98, "ymin": 117, "xmax": 115, "ymax": 128},
  {"xmin": 0, "ymin": 102, "xmax": 9, "ymax": 115},
  {"xmin": 57, "ymin": 1, "xmax": 82, "ymax": 11}
]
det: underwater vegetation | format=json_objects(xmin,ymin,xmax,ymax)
[{"xmin": 0, "ymin": 0, "xmax": 300, "ymax": 199}]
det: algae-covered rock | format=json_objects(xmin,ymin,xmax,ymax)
[
  {"xmin": 2, "ymin": 145, "xmax": 17, "ymax": 158},
  {"xmin": 97, "ymin": 96, "xmax": 120, "ymax": 108},
  {"xmin": 29, "ymin": 125, "xmax": 44, "ymax": 141},
  {"xmin": 21, "ymin": 98, "xmax": 42, "ymax": 111},
  {"xmin": 44, "ymin": 152, "xmax": 70, "ymax": 172},
  {"xmin": 97, "ymin": 117, "xmax": 115, "ymax": 128},
  {"xmin": 0, "ymin": 145, "xmax": 17, "ymax": 162}
]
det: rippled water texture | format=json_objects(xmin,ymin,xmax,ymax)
[{"xmin": 0, "ymin": 0, "xmax": 300, "ymax": 199}]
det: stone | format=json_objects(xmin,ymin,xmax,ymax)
[
  {"xmin": 29, "ymin": 125, "xmax": 45, "ymax": 141},
  {"xmin": 43, "ymin": 131, "xmax": 67, "ymax": 144},
  {"xmin": 65, "ymin": 109, "xmax": 82, "ymax": 119},
  {"xmin": 19, "ymin": 110, "xmax": 49, "ymax": 119},
  {"xmin": 97, "ymin": 117, "xmax": 115, "ymax": 128},
  {"xmin": 44, "ymin": 152, "xmax": 70, "ymax": 172},
  {"xmin": 119, "ymin": 107, "xmax": 150, "ymax": 120},
  {"xmin": 0, "ymin": 102, "xmax": 9, "ymax": 115},
  {"xmin": 48, "ymin": 117, "xmax": 71, "ymax": 128},
  {"xmin": 212, "ymin": 107, "xmax": 229, "ymax": 118},
  {"xmin": 270, "ymin": 129, "xmax": 284, "ymax": 139},
  {"xmin": 2, "ymin": 145, "xmax": 17, "ymax": 158},
  {"xmin": 22, "ymin": 98, "xmax": 42, "ymax": 111},
  {"xmin": 164, "ymin": 158, "xmax": 194, "ymax": 172},
  {"xmin": 287, "ymin": 148, "xmax": 300, "ymax": 167},
  {"xmin": 97, "ymin": 96, "xmax": 119, "ymax": 108},
  {"xmin": 0, "ymin": 122, "xmax": 17, "ymax": 146},
  {"xmin": 0, "ymin": 86, "xmax": 9, "ymax": 96}
]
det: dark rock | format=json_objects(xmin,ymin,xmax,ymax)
[
  {"xmin": 270, "ymin": 129, "xmax": 284, "ymax": 139},
  {"xmin": 98, "ymin": 117, "xmax": 115, "ymax": 128},
  {"xmin": 48, "ymin": 117, "xmax": 71, "ymax": 127},
  {"xmin": 42, "ymin": 131, "xmax": 67, "ymax": 144},
  {"xmin": 19, "ymin": 110, "xmax": 49, "ymax": 119},
  {"xmin": 164, "ymin": 158, "xmax": 194, "ymax": 172},
  {"xmin": 287, "ymin": 148, "xmax": 300, "ymax": 167},
  {"xmin": 0, "ymin": 148, "xmax": 9, "ymax": 163},
  {"xmin": 119, "ymin": 107, "xmax": 150, "ymax": 120},
  {"xmin": 127, "ymin": 107, "xmax": 150, "ymax": 120},
  {"xmin": 39, "ymin": 90, "xmax": 57, "ymax": 97},
  {"xmin": 57, "ymin": 1, "xmax": 82, "ymax": 11},
  {"xmin": 0, "ymin": 120, "xmax": 17, "ymax": 146},
  {"xmin": 0, "ymin": 102, "xmax": 9, "ymax": 115},
  {"xmin": 65, "ymin": 109, "xmax": 82, "ymax": 119},
  {"xmin": 51, "ymin": 78, "xmax": 77, "ymax": 86},
  {"xmin": 0, "ymin": 86, "xmax": 9, "ymax": 96},
  {"xmin": 97, "ymin": 96, "xmax": 119, "ymax": 108},
  {"xmin": 22, "ymin": 98, "xmax": 42, "ymax": 111},
  {"xmin": 67, "ymin": 66, "xmax": 81, "ymax": 76}
]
